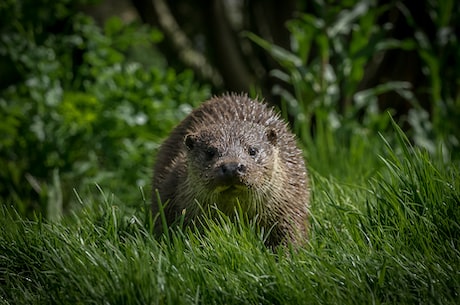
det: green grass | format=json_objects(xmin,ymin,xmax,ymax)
[{"xmin": 1, "ymin": 126, "xmax": 459, "ymax": 304}]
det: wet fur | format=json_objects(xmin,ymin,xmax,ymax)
[{"xmin": 152, "ymin": 93, "xmax": 309, "ymax": 247}]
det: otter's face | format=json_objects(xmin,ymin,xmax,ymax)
[{"xmin": 184, "ymin": 122, "xmax": 278, "ymax": 197}]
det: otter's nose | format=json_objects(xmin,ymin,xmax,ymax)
[
  {"xmin": 218, "ymin": 162, "xmax": 246, "ymax": 185},
  {"xmin": 220, "ymin": 162, "xmax": 246, "ymax": 176}
]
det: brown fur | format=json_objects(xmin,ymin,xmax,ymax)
[{"xmin": 152, "ymin": 93, "xmax": 309, "ymax": 247}]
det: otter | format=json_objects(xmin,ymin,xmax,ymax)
[{"xmin": 152, "ymin": 93, "xmax": 309, "ymax": 247}]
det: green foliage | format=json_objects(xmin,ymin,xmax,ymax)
[
  {"xmin": 369, "ymin": 123, "xmax": 460, "ymax": 254},
  {"xmin": 1, "ymin": 125, "xmax": 458, "ymax": 304},
  {"xmin": 247, "ymin": 0, "xmax": 459, "ymax": 162},
  {"xmin": 400, "ymin": 0, "xmax": 460, "ymax": 157},
  {"xmin": 0, "ymin": 3, "xmax": 210, "ymax": 218},
  {"xmin": 247, "ymin": 1, "xmax": 401, "ymax": 135}
]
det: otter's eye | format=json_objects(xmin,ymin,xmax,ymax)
[
  {"xmin": 248, "ymin": 146, "xmax": 258, "ymax": 157},
  {"xmin": 204, "ymin": 147, "xmax": 217, "ymax": 160}
]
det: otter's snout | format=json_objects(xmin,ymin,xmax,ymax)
[{"xmin": 217, "ymin": 162, "xmax": 246, "ymax": 185}]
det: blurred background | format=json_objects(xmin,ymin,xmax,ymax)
[{"xmin": 1, "ymin": 0, "xmax": 459, "ymax": 218}]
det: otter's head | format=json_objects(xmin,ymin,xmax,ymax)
[{"xmin": 183, "ymin": 121, "xmax": 279, "ymax": 213}]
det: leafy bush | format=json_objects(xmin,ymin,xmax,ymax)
[
  {"xmin": 0, "ymin": 3, "xmax": 210, "ymax": 218},
  {"xmin": 247, "ymin": 0, "xmax": 459, "ymax": 167}
]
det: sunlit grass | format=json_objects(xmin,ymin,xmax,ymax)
[{"xmin": 1, "ymin": 125, "xmax": 458, "ymax": 304}]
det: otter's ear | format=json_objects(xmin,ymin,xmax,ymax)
[
  {"xmin": 184, "ymin": 134, "xmax": 197, "ymax": 150},
  {"xmin": 266, "ymin": 128, "xmax": 277, "ymax": 145}
]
